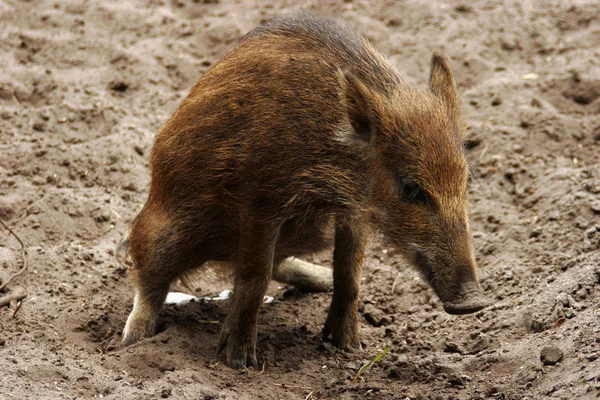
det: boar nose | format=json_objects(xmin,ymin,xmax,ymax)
[{"xmin": 441, "ymin": 279, "xmax": 490, "ymax": 315}]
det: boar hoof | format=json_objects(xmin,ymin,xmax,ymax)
[
  {"xmin": 122, "ymin": 311, "xmax": 158, "ymax": 346},
  {"xmin": 322, "ymin": 312, "xmax": 362, "ymax": 350},
  {"xmin": 218, "ymin": 328, "xmax": 258, "ymax": 369}
]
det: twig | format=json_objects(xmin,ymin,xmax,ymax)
[
  {"xmin": 0, "ymin": 290, "xmax": 26, "ymax": 307},
  {"xmin": 272, "ymin": 383, "xmax": 312, "ymax": 390},
  {"xmin": 567, "ymin": 175, "xmax": 580, "ymax": 185},
  {"xmin": 11, "ymin": 298, "xmax": 22, "ymax": 318},
  {"xmin": 0, "ymin": 219, "xmax": 28, "ymax": 292},
  {"xmin": 305, "ymin": 391, "xmax": 315, "ymax": 400},
  {"xmin": 109, "ymin": 208, "xmax": 123, "ymax": 221},
  {"xmin": 255, "ymin": 362, "xmax": 265, "ymax": 376},
  {"xmin": 242, "ymin": 362, "xmax": 266, "ymax": 377},
  {"xmin": 0, "ymin": 84, "xmax": 23, "ymax": 107},
  {"xmin": 478, "ymin": 143, "xmax": 489, "ymax": 162},
  {"xmin": 391, "ymin": 272, "xmax": 401, "ymax": 294}
]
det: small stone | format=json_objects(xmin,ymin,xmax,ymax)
[
  {"xmin": 122, "ymin": 182, "xmax": 138, "ymax": 192},
  {"xmin": 0, "ymin": 338, "xmax": 5, "ymax": 346},
  {"xmin": 448, "ymin": 374, "xmax": 464, "ymax": 386},
  {"xmin": 94, "ymin": 213, "xmax": 110, "ymax": 223},
  {"xmin": 465, "ymin": 134, "xmax": 482, "ymax": 149},
  {"xmin": 501, "ymin": 35, "xmax": 520, "ymax": 51},
  {"xmin": 454, "ymin": 4, "xmax": 473, "ymax": 13},
  {"xmin": 575, "ymin": 217, "xmax": 590, "ymax": 229},
  {"xmin": 561, "ymin": 259, "xmax": 576, "ymax": 271},
  {"xmin": 542, "ymin": 126, "xmax": 559, "ymax": 141},
  {"xmin": 344, "ymin": 360, "xmax": 363, "ymax": 371},
  {"xmin": 572, "ymin": 131, "xmax": 585, "ymax": 140},
  {"xmin": 444, "ymin": 341, "xmax": 465, "ymax": 354},
  {"xmin": 33, "ymin": 122, "xmax": 45, "ymax": 132},
  {"xmin": 540, "ymin": 346, "xmax": 563, "ymax": 365},
  {"xmin": 363, "ymin": 304, "xmax": 389, "ymax": 327},
  {"xmin": 160, "ymin": 388, "xmax": 171, "ymax": 398},
  {"xmin": 109, "ymin": 80, "xmax": 129, "ymax": 92},
  {"xmin": 530, "ymin": 227, "xmax": 543, "ymax": 238},
  {"xmin": 134, "ymin": 145, "xmax": 144, "ymax": 156},
  {"xmin": 406, "ymin": 321, "xmax": 419, "ymax": 331},
  {"xmin": 469, "ymin": 334, "xmax": 492, "ymax": 354},
  {"xmin": 531, "ymin": 316, "xmax": 549, "ymax": 333}
]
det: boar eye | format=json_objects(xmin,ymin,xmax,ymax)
[{"xmin": 398, "ymin": 177, "xmax": 428, "ymax": 205}]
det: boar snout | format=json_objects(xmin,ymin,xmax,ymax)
[
  {"xmin": 440, "ymin": 278, "xmax": 489, "ymax": 315},
  {"xmin": 415, "ymin": 250, "xmax": 489, "ymax": 315}
]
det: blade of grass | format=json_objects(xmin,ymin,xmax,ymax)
[{"xmin": 351, "ymin": 346, "xmax": 390, "ymax": 383}]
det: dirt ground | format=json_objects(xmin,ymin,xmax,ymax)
[{"xmin": 0, "ymin": 0, "xmax": 599, "ymax": 399}]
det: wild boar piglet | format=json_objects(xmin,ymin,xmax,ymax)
[{"xmin": 118, "ymin": 13, "xmax": 490, "ymax": 369}]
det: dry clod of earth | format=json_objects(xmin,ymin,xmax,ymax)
[
  {"xmin": 0, "ymin": 0, "xmax": 599, "ymax": 399},
  {"xmin": 540, "ymin": 346, "xmax": 564, "ymax": 366}
]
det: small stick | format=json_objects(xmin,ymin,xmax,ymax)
[
  {"xmin": 0, "ymin": 219, "xmax": 28, "ymax": 292},
  {"xmin": 255, "ymin": 362, "xmax": 265, "ymax": 376},
  {"xmin": 0, "ymin": 84, "xmax": 23, "ymax": 107},
  {"xmin": 0, "ymin": 290, "xmax": 26, "ymax": 307},
  {"xmin": 11, "ymin": 299, "xmax": 22, "ymax": 318},
  {"xmin": 391, "ymin": 272, "xmax": 401, "ymax": 294},
  {"xmin": 272, "ymin": 383, "xmax": 312, "ymax": 390},
  {"xmin": 478, "ymin": 143, "xmax": 489, "ymax": 162},
  {"xmin": 567, "ymin": 175, "xmax": 580, "ymax": 185}
]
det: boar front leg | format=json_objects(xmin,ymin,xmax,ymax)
[
  {"xmin": 322, "ymin": 217, "xmax": 365, "ymax": 349},
  {"xmin": 218, "ymin": 216, "xmax": 279, "ymax": 369}
]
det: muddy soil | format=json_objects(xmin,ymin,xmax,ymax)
[{"xmin": 0, "ymin": 0, "xmax": 599, "ymax": 399}]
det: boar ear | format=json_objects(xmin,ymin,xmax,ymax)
[
  {"xmin": 429, "ymin": 53, "xmax": 461, "ymax": 114},
  {"xmin": 341, "ymin": 69, "xmax": 377, "ymax": 145}
]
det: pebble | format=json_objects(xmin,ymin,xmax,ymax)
[
  {"xmin": 33, "ymin": 122, "xmax": 45, "ymax": 132},
  {"xmin": 469, "ymin": 334, "xmax": 492, "ymax": 354},
  {"xmin": 448, "ymin": 374, "xmax": 464, "ymax": 386},
  {"xmin": 540, "ymin": 346, "xmax": 563, "ymax": 365},
  {"xmin": 344, "ymin": 360, "xmax": 363, "ymax": 371},
  {"xmin": 530, "ymin": 227, "xmax": 543, "ymax": 238},
  {"xmin": 444, "ymin": 341, "xmax": 465, "ymax": 354},
  {"xmin": 363, "ymin": 304, "xmax": 390, "ymax": 327},
  {"xmin": 122, "ymin": 182, "xmax": 138, "ymax": 192}
]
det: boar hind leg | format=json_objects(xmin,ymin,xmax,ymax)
[
  {"xmin": 123, "ymin": 208, "xmax": 199, "ymax": 346},
  {"xmin": 322, "ymin": 218, "xmax": 365, "ymax": 349},
  {"xmin": 273, "ymin": 257, "xmax": 333, "ymax": 292},
  {"xmin": 218, "ymin": 217, "xmax": 278, "ymax": 369}
]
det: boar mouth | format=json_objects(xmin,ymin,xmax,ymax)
[{"xmin": 415, "ymin": 251, "xmax": 490, "ymax": 315}]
